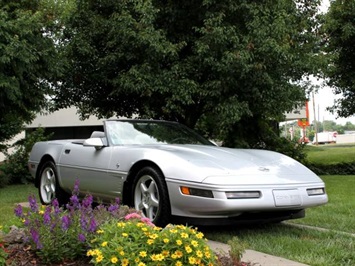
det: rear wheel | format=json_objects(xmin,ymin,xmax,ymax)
[
  {"xmin": 132, "ymin": 166, "xmax": 171, "ymax": 226},
  {"xmin": 38, "ymin": 161, "xmax": 69, "ymax": 206}
]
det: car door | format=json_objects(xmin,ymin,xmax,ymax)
[{"xmin": 58, "ymin": 142, "xmax": 122, "ymax": 202}]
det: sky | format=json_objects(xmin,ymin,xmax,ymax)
[{"xmin": 307, "ymin": 0, "xmax": 355, "ymax": 126}]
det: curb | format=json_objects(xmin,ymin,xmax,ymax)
[{"xmin": 207, "ymin": 240, "xmax": 309, "ymax": 266}]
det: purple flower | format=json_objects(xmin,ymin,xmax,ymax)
[
  {"xmin": 52, "ymin": 199, "xmax": 60, "ymax": 214},
  {"xmin": 82, "ymin": 195, "xmax": 93, "ymax": 209},
  {"xmin": 115, "ymin": 197, "xmax": 120, "ymax": 206},
  {"xmin": 28, "ymin": 195, "xmax": 38, "ymax": 212},
  {"xmin": 69, "ymin": 195, "xmax": 80, "ymax": 209},
  {"xmin": 61, "ymin": 215, "xmax": 71, "ymax": 230},
  {"xmin": 30, "ymin": 228, "xmax": 43, "ymax": 249},
  {"xmin": 80, "ymin": 214, "xmax": 88, "ymax": 231},
  {"xmin": 43, "ymin": 206, "xmax": 51, "ymax": 225},
  {"xmin": 108, "ymin": 204, "xmax": 118, "ymax": 213},
  {"xmin": 88, "ymin": 218, "xmax": 97, "ymax": 233},
  {"xmin": 73, "ymin": 179, "xmax": 80, "ymax": 195},
  {"xmin": 78, "ymin": 233, "xmax": 86, "ymax": 242},
  {"xmin": 14, "ymin": 204, "xmax": 23, "ymax": 218}
]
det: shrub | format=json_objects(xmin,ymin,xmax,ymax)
[
  {"xmin": 88, "ymin": 214, "xmax": 218, "ymax": 266},
  {"xmin": 0, "ymin": 127, "xmax": 51, "ymax": 186},
  {"xmin": 14, "ymin": 180, "xmax": 135, "ymax": 264}
]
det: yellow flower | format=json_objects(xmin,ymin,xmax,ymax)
[
  {"xmin": 176, "ymin": 239, "xmax": 182, "ymax": 245},
  {"xmin": 196, "ymin": 250, "xmax": 203, "ymax": 258},
  {"xmin": 139, "ymin": 251, "xmax": 147, "ymax": 257},
  {"xmin": 38, "ymin": 210, "xmax": 44, "ymax": 215},
  {"xmin": 135, "ymin": 257, "xmax": 140, "ymax": 263},
  {"xmin": 204, "ymin": 251, "xmax": 211, "ymax": 258},
  {"xmin": 96, "ymin": 255, "xmax": 104, "ymax": 263},
  {"xmin": 196, "ymin": 232, "xmax": 204, "ymax": 239},
  {"xmin": 191, "ymin": 240, "xmax": 198, "ymax": 247},
  {"xmin": 162, "ymin": 250, "xmax": 170, "ymax": 257},
  {"xmin": 163, "ymin": 238, "xmax": 169, "ymax": 243},
  {"xmin": 151, "ymin": 253, "xmax": 165, "ymax": 261},
  {"xmin": 175, "ymin": 261, "xmax": 182, "ymax": 266},
  {"xmin": 101, "ymin": 241, "xmax": 108, "ymax": 247},
  {"xmin": 96, "ymin": 229, "xmax": 104, "ymax": 234},
  {"xmin": 138, "ymin": 263, "xmax": 146, "ymax": 266},
  {"xmin": 141, "ymin": 227, "xmax": 148, "ymax": 232},
  {"xmin": 121, "ymin": 258, "xmax": 129, "ymax": 266},
  {"xmin": 111, "ymin": 256, "xmax": 118, "ymax": 263},
  {"xmin": 185, "ymin": 245, "xmax": 192, "ymax": 253},
  {"xmin": 149, "ymin": 233, "xmax": 158, "ymax": 239},
  {"xmin": 147, "ymin": 239, "xmax": 154, "ymax": 245},
  {"xmin": 117, "ymin": 222, "xmax": 126, "ymax": 227},
  {"xmin": 174, "ymin": 250, "xmax": 183, "ymax": 258},
  {"xmin": 119, "ymin": 251, "xmax": 125, "ymax": 256},
  {"xmin": 122, "ymin": 232, "xmax": 128, "ymax": 237},
  {"xmin": 188, "ymin": 256, "xmax": 196, "ymax": 264},
  {"xmin": 180, "ymin": 232, "xmax": 188, "ymax": 238}
]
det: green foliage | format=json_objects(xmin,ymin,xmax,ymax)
[
  {"xmin": 0, "ymin": 0, "xmax": 62, "ymax": 143},
  {"xmin": 88, "ymin": 216, "xmax": 217, "ymax": 266},
  {"xmin": 53, "ymin": 0, "xmax": 324, "ymax": 148},
  {"xmin": 323, "ymin": 0, "xmax": 355, "ymax": 118},
  {"xmin": 227, "ymin": 237, "xmax": 246, "ymax": 265},
  {"xmin": 13, "ymin": 182, "xmax": 135, "ymax": 264},
  {"xmin": 0, "ymin": 128, "xmax": 50, "ymax": 187}
]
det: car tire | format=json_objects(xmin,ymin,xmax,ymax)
[
  {"xmin": 132, "ymin": 166, "xmax": 171, "ymax": 226},
  {"xmin": 38, "ymin": 161, "xmax": 69, "ymax": 206}
]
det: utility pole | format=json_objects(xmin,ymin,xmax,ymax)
[{"xmin": 312, "ymin": 92, "xmax": 319, "ymax": 145}]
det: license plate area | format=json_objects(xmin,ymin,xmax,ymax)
[{"xmin": 273, "ymin": 189, "xmax": 301, "ymax": 207}]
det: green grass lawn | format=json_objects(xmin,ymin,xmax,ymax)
[
  {"xmin": 0, "ymin": 184, "xmax": 37, "ymax": 230},
  {"xmin": 288, "ymin": 175, "xmax": 355, "ymax": 234},
  {"xmin": 305, "ymin": 144, "xmax": 355, "ymax": 164}
]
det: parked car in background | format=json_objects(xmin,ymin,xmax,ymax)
[{"xmin": 28, "ymin": 120, "xmax": 328, "ymax": 226}]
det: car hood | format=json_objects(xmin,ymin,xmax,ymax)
[{"xmin": 141, "ymin": 144, "xmax": 322, "ymax": 185}]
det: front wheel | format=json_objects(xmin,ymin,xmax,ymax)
[
  {"xmin": 132, "ymin": 166, "xmax": 171, "ymax": 226},
  {"xmin": 38, "ymin": 161, "xmax": 69, "ymax": 206}
]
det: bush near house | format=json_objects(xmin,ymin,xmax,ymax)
[{"xmin": 0, "ymin": 128, "xmax": 50, "ymax": 187}]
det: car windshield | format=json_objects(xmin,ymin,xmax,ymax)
[{"xmin": 104, "ymin": 120, "xmax": 214, "ymax": 146}]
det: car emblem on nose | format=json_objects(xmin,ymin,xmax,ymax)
[{"xmin": 258, "ymin": 167, "xmax": 270, "ymax": 172}]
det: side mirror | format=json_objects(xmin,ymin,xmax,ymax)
[{"xmin": 83, "ymin": 138, "xmax": 104, "ymax": 150}]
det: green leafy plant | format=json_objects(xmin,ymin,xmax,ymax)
[
  {"xmin": 228, "ymin": 236, "xmax": 246, "ymax": 265},
  {"xmin": 0, "ymin": 127, "xmax": 51, "ymax": 186},
  {"xmin": 14, "ymin": 180, "xmax": 134, "ymax": 264},
  {"xmin": 88, "ymin": 214, "xmax": 218, "ymax": 266}
]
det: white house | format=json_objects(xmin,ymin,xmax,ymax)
[{"xmin": 0, "ymin": 107, "xmax": 115, "ymax": 161}]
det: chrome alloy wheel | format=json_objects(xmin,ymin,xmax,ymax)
[
  {"xmin": 134, "ymin": 174, "xmax": 160, "ymax": 221},
  {"xmin": 39, "ymin": 166, "xmax": 56, "ymax": 204}
]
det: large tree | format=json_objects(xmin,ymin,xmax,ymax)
[
  {"xmin": 323, "ymin": 0, "xmax": 355, "ymax": 118},
  {"xmin": 0, "ymin": 0, "xmax": 60, "ymax": 144},
  {"xmin": 54, "ymin": 0, "xmax": 323, "ymax": 147}
]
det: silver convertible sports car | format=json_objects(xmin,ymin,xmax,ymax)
[{"xmin": 28, "ymin": 119, "xmax": 328, "ymax": 226}]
